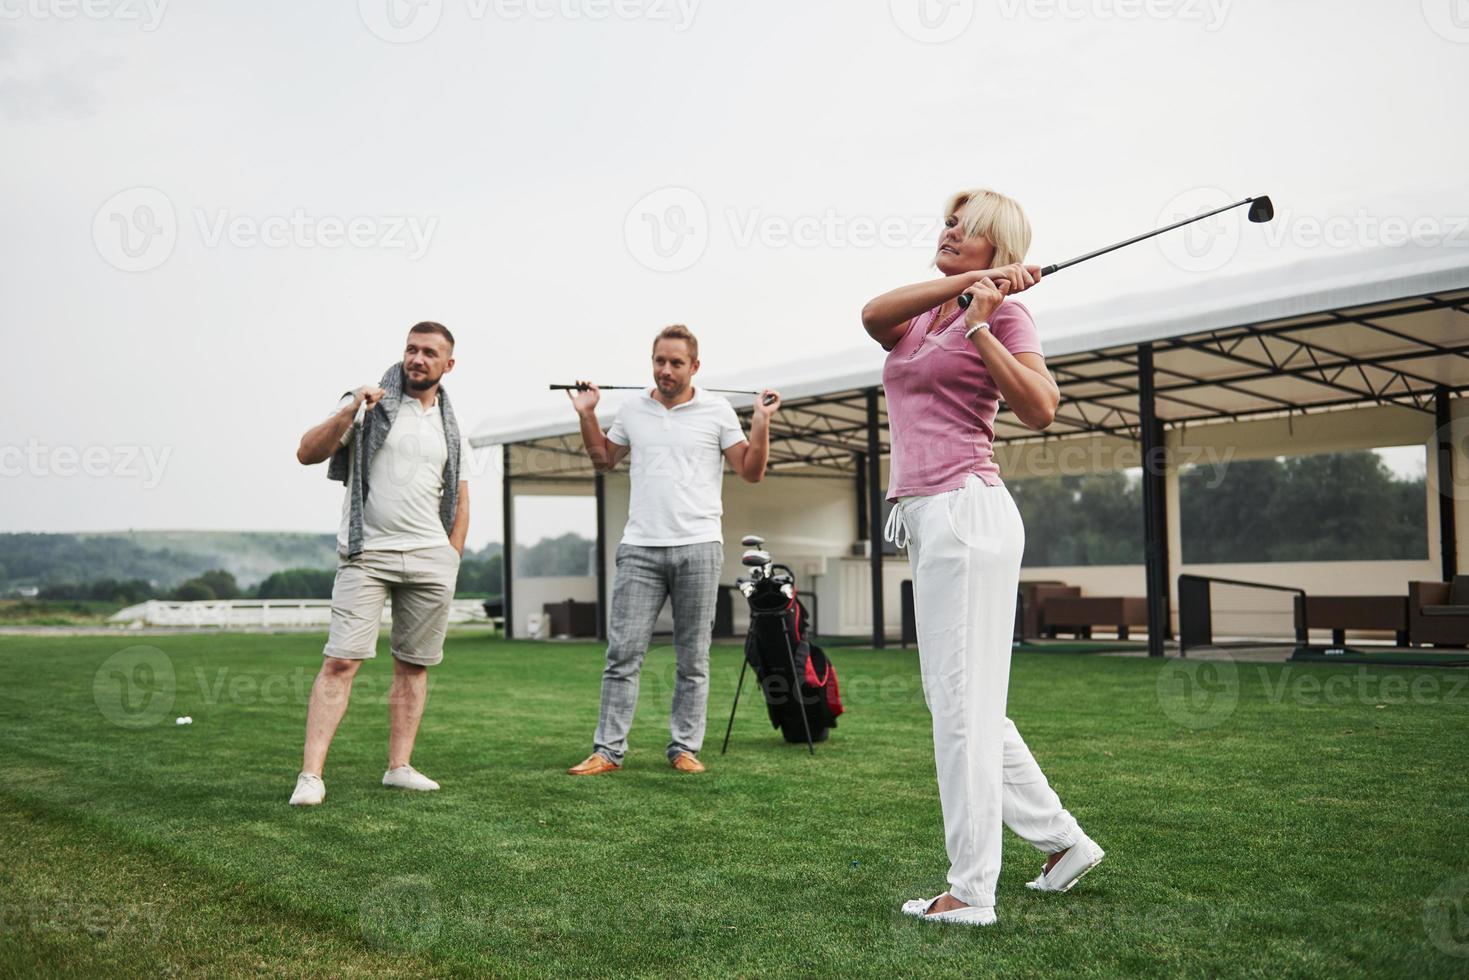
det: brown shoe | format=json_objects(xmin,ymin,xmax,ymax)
[
  {"xmin": 670, "ymin": 751, "xmax": 706, "ymax": 774},
  {"xmin": 568, "ymin": 753, "xmax": 621, "ymax": 776}
]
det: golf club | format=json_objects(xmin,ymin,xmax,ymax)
[
  {"xmin": 552, "ymin": 383, "xmax": 778, "ymax": 406},
  {"xmin": 958, "ymin": 195, "xmax": 1275, "ymax": 309}
]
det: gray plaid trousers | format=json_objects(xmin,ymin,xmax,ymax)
[{"xmin": 592, "ymin": 541, "xmax": 723, "ymax": 764}]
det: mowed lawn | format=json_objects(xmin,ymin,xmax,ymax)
[{"xmin": 2, "ymin": 633, "xmax": 1467, "ymax": 978}]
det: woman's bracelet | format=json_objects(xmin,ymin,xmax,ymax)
[{"xmin": 964, "ymin": 321, "xmax": 990, "ymax": 340}]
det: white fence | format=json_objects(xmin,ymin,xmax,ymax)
[{"xmin": 109, "ymin": 599, "xmax": 491, "ymax": 629}]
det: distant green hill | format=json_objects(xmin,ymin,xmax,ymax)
[
  {"xmin": 0, "ymin": 530, "xmax": 525, "ymax": 593},
  {"xmin": 1, "ymin": 532, "xmax": 342, "ymax": 590}
]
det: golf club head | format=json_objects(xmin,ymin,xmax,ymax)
[
  {"xmin": 1247, "ymin": 196, "xmax": 1274, "ymax": 223},
  {"xmin": 741, "ymin": 534, "xmax": 765, "ymax": 548},
  {"xmin": 742, "ymin": 549, "xmax": 772, "ymax": 567}
]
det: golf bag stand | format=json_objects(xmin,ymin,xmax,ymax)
[
  {"xmin": 721, "ymin": 597, "xmax": 817, "ymax": 755},
  {"xmin": 721, "ymin": 537, "xmax": 843, "ymax": 755}
]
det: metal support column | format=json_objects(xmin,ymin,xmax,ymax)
[
  {"xmin": 854, "ymin": 451, "xmax": 868, "ymax": 542},
  {"xmin": 1138, "ymin": 345, "xmax": 1170, "ymax": 658},
  {"xmin": 865, "ymin": 388, "xmax": 885, "ymax": 649},
  {"xmin": 1436, "ymin": 386, "xmax": 1458, "ymax": 581},
  {"xmin": 501, "ymin": 444, "xmax": 514, "ymax": 640}
]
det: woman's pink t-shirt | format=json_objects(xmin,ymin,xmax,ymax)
[{"xmin": 882, "ymin": 299, "xmax": 1043, "ymax": 502}]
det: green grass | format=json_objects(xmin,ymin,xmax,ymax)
[{"xmin": 1, "ymin": 634, "xmax": 1467, "ymax": 978}]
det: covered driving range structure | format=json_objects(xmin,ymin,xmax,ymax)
[{"xmin": 473, "ymin": 245, "xmax": 1469, "ymax": 655}]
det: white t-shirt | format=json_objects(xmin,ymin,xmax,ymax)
[
  {"xmin": 334, "ymin": 394, "xmax": 472, "ymax": 553},
  {"xmin": 606, "ymin": 387, "xmax": 747, "ymax": 546}
]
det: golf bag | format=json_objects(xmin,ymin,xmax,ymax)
[{"xmin": 721, "ymin": 554, "xmax": 843, "ymax": 754}]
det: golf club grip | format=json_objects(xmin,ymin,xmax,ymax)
[{"xmin": 956, "ymin": 263, "xmax": 1058, "ymax": 309}]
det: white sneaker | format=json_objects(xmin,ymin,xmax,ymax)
[
  {"xmin": 1026, "ymin": 834, "xmax": 1105, "ymax": 892},
  {"xmin": 289, "ymin": 772, "xmax": 325, "ymax": 806},
  {"xmin": 382, "ymin": 765, "xmax": 440, "ymax": 791},
  {"xmin": 901, "ymin": 894, "xmax": 998, "ymax": 926}
]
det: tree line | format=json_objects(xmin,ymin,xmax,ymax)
[
  {"xmin": 1010, "ymin": 449, "xmax": 1426, "ymax": 567},
  {"xmin": 26, "ymin": 534, "xmax": 595, "ymax": 603}
]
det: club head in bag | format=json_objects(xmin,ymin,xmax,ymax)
[
  {"xmin": 742, "ymin": 549, "xmax": 772, "ymax": 567},
  {"xmin": 1248, "ymin": 196, "xmax": 1275, "ymax": 223}
]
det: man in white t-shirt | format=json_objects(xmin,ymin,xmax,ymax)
[
  {"xmin": 566, "ymin": 324, "xmax": 781, "ymax": 775},
  {"xmin": 286, "ymin": 322, "xmax": 472, "ymax": 806}
]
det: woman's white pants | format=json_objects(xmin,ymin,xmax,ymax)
[{"xmin": 886, "ymin": 475, "xmax": 1083, "ymax": 909}]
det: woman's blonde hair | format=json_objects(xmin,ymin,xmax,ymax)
[{"xmin": 942, "ymin": 188, "xmax": 1032, "ymax": 267}]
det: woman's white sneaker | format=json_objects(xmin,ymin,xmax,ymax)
[
  {"xmin": 289, "ymin": 773, "xmax": 325, "ymax": 806},
  {"xmin": 1026, "ymin": 834, "xmax": 1105, "ymax": 893},
  {"xmin": 382, "ymin": 765, "xmax": 440, "ymax": 791}
]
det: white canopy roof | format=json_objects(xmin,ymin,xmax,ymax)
[{"xmin": 473, "ymin": 243, "xmax": 1469, "ymax": 466}]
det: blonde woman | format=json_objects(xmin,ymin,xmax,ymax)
[{"xmin": 861, "ymin": 189, "xmax": 1104, "ymax": 926}]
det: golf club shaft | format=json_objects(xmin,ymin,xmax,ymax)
[
  {"xmin": 958, "ymin": 196, "xmax": 1262, "ymax": 309},
  {"xmin": 549, "ymin": 384, "xmax": 647, "ymax": 391},
  {"xmin": 551, "ymin": 383, "xmax": 777, "ymax": 405}
]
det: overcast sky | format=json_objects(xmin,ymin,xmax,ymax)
[{"xmin": 3, "ymin": 0, "xmax": 1466, "ymax": 549}]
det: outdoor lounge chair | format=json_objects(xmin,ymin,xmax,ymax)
[{"xmin": 1408, "ymin": 577, "xmax": 1469, "ymax": 647}]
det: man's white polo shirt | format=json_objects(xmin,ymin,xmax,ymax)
[
  {"xmin": 334, "ymin": 393, "xmax": 472, "ymax": 553},
  {"xmin": 606, "ymin": 387, "xmax": 747, "ymax": 546}
]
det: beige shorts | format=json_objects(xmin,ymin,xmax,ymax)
[{"xmin": 323, "ymin": 544, "xmax": 461, "ymax": 667}]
